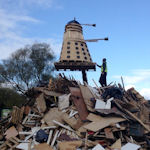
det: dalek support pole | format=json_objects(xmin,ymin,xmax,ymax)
[{"xmin": 82, "ymin": 70, "xmax": 88, "ymax": 83}]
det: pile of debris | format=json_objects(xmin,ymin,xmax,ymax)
[{"xmin": 0, "ymin": 76, "xmax": 150, "ymax": 150}]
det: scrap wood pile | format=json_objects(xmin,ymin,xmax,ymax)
[{"xmin": 0, "ymin": 76, "xmax": 150, "ymax": 150}]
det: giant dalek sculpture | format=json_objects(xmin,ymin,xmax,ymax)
[{"xmin": 54, "ymin": 19, "xmax": 108, "ymax": 83}]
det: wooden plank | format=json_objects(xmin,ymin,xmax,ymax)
[
  {"xmin": 53, "ymin": 120, "xmax": 74, "ymax": 132},
  {"xmin": 58, "ymin": 94, "xmax": 70, "ymax": 110},
  {"xmin": 28, "ymin": 140, "xmax": 32, "ymax": 150},
  {"xmin": 24, "ymin": 105, "xmax": 31, "ymax": 115},
  {"xmin": 104, "ymin": 128, "xmax": 114, "ymax": 140},
  {"xmin": 34, "ymin": 143, "xmax": 53, "ymax": 150},
  {"xmin": 86, "ymin": 113, "xmax": 103, "ymax": 122},
  {"xmin": 73, "ymin": 118, "xmax": 84, "ymax": 130},
  {"xmin": 110, "ymin": 139, "xmax": 121, "ymax": 149},
  {"xmin": 62, "ymin": 113, "xmax": 78, "ymax": 129},
  {"xmin": 84, "ymin": 130, "xmax": 88, "ymax": 150},
  {"xmin": 36, "ymin": 93, "xmax": 46, "ymax": 113},
  {"xmin": 51, "ymin": 130, "xmax": 59, "ymax": 147},
  {"xmin": 44, "ymin": 108, "xmax": 63, "ymax": 126},
  {"xmin": 34, "ymin": 87, "xmax": 63, "ymax": 97},
  {"xmin": 11, "ymin": 106, "xmax": 24, "ymax": 124},
  {"xmin": 58, "ymin": 141, "xmax": 82, "ymax": 150},
  {"xmin": 124, "ymin": 108, "xmax": 150, "ymax": 132},
  {"xmin": 44, "ymin": 90, "xmax": 63, "ymax": 97},
  {"xmin": 17, "ymin": 124, "xmax": 25, "ymax": 140},
  {"xmin": 47, "ymin": 130, "xmax": 53, "ymax": 145},
  {"xmin": 5, "ymin": 137, "xmax": 19, "ymax": 149},
  {"xmin": 69, "ymin": 87, "xmax": 89, "ymax": 120},
  {"xmin": 54, "ymin": 61, "xmax": 96, "ymax": 71}
]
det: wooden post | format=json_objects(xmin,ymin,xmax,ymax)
[{"xmin": 82, "ymin": 70, "xmax": 88, "ymax": 83}]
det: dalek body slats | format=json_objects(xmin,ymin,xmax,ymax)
[{"xmin": 55, "ymin": 20, "xmax": 96, "ymax": 71}]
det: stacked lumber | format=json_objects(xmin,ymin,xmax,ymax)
[{"xmin": 0, "ymin": 76, "xmax": 150, "ymax": 150}]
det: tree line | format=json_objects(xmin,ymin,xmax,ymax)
[{"xmin": 0, "ymin": 42, "xmax": 56, "ymax": 109}]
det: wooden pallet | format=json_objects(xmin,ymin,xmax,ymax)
[
  {"xmin": 0, "ymin": 137, "xmax": 19, "ymax": 150},
  {"xmin": 11, "ymin": 106, "xmax": 24, "ymax": 124},
  {"xmin": 54, "ymin": 61, "xmax": 96, "ymax": 71}
]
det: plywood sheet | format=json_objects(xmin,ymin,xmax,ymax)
[
  {"xmin": 69, "ymin": 87, "xmax": 88, "ymax": 120},
  {"xmin": 34, "ymin": 143, "xmax": 53, "ymax": 150},
  {"xmin": 110, "ymin": 139, "xmax": 121, "ymax": 149},
  {"xmin": 79, "ymin": 85, "xmax": 94, "ymax": 111},
  {"xmin": 44, "ymin": 108, "xmax": 63, "ymax": 126},
  {"xmin": 11, "ymin": 106, "xmax": 24, "ymax": 124},
  {"xmin": 36, "ymin": 93, "xmax": 46, "ymax": 113},
  {"xmin": 4, "ymin": 126, "xmax": 18, "ymax": 140},
  {"xmin": 62, "ymin": 113, "xmax": 78, "ymax": 129},
  {"xmin": 58, "ymin": 94, "xmax": 70, "ymax": 110},
  {"xmin": 86, "ymin": 113, "xmax": 103, "ymax": 122},
  {"xmin": 84, "ymin": 113, "xmax": 125, "ymax": 132},
  {"xmin": 58, "ymin": 140, "xmax": 82, "ymax": 150}
]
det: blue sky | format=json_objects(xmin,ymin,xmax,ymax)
[{"xmin": 0, "ymin": 0, "xmax": 150, "ymax": 99}]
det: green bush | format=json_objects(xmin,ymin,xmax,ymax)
[{"xmin": 0, "ymin": 87, "xmax": 26, "ymax": 109}]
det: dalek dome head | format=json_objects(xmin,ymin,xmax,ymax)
[
  {"xmin": 60, "ymin": 19, "xmax": 93, "ymax": 63},
  {"xmin": 67, "ymin": 19, "xmax": 80, "ymax": 25}
]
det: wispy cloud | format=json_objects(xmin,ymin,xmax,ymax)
[
  {"xmin": 113, "ymin": 69, "xmax": 150, "ymax": 85},
  {"xmin": 0, "ymin": 0, "xmax": 54, "ymax": 11},
  {"xmin": 0, "ymin": 8, "xmax": 39, "ymax": 33},
  {"xmin": 140, "ymin": 88, "xmax": 150, "ymax": 100},
  {"xmin": 113, "ymin": 69, "xmax": 150, "ymax": 100},
  {"xmin": 0, "ymin": 0, "xmax": 62, "ymax": 60},
  {"xmin": 26, "ymin": 0, "xmax": 53, "ymax": 7},
  {"xmin": 0, "ymin": 8, "xmax": 41, "ymax": 59},
  {"xmin": 0, "ymin": 34, "xmax": 61, "ymax": 59}
]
